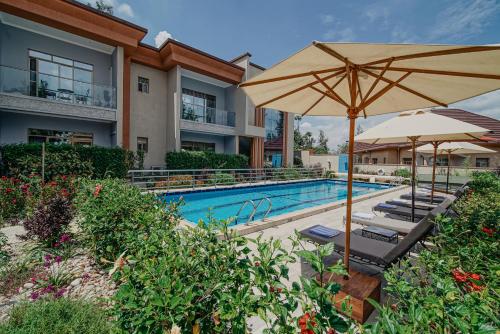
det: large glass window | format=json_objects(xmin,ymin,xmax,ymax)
[
  {"xmin": 181, "ymin": 141, "xmax": 215, "ymax": 152},
  {"xmin": 28, "ymin": 50, "xmax": 93, "ymax": 105},
  {"xmin": 264, "ymin": 109, "xmax": 284, "ymax": 167},
  {"xmin": 28, "ymin": 128, "xmax": 93, "ymax": 145},
  {"xmin": 181, "ymin": 88, "xmax": 216, "ymax": 123}
]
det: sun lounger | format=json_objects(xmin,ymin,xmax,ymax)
[
  {"xmin": 385, "ymin": 198, "xmax": 437, "ymax": 211},
  {"xmin": 300, "ymin": 203, "xmax": 451, "ymax": 268},
  {"xmin": 400, "ymin": 193, "xmax": 446, "ymax": 203},
  {"xmin": 373, "ymin": 203, "xmax": 429, "ymax": 220},
  {"xmin": 348, "ymin": 212, "xmax": 417, "ymax": 234}
]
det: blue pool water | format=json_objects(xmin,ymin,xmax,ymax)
[{"xmin": 161, "ymin": 180, "xmax": 391, "ymax": 225}]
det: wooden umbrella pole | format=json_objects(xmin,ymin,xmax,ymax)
[
  {"xmin": 409, "ymin": 137, "xmax": 419, "ymax": 222},
  {"xmin": 344, "ymin": 109, "xmax": 357, "ymax": 276},
  {"xmin": 430, "ymin": 142, "xmax": 438, "ymax": 204},
  {"xmin": 446, "ymin": 151, "xmax": 451, "ymax": 193}
]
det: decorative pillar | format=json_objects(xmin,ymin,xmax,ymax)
[{"xmin": 122, "ymin": 56, "xmax": 131, "ymax": 149}]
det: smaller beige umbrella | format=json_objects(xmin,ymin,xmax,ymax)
[
  {"xmin": 355, "ymin": 110, "xmax": 490, "ymax": 221},
  {"xmin": 415, "ymin": 142, "xmax": 496, "ymax": 193}
]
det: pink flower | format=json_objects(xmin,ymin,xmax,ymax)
[
  {"xmin": 30, "ymin": 291, "xmax": 40, "ymax": 300},
  {"xmin": 93, "ymin": 184, "xmax": 103, "ymax": 197},
  {"xmin": 60, "ymin": 234, "xmax": 71, "ymax": 243}
]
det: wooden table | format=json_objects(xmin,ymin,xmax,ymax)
[{"xmin": 319, "ymin": 269, "xmax": 381, "ymax": 323}]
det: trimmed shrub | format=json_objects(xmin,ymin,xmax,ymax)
[
  {"xmin": 0, "ymin": 298, "xmax": 114, "ymax": 334},
  {"xmin": 165, "ymin": 151, "xmax": 248, "ymax": 169},
  {"xmin": 0, "ymin": 143, "xmax": 133, "ymax": 180}
]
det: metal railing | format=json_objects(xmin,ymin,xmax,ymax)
[
  {"xmin": 128, "ymin": 167, "xmax": 325, "ymax": 191},
  {"xmin": 0, "ymin": 64, "xmax": 116, "ymax": 109},
  {"xmin": 181, "ymin": 103, "xmax": 235, "ymax": 127}
]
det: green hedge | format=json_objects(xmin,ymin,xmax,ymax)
[
  {"xmin": 0, "ymin": 143, "xmax": 134, "ymax": 179},
  {"xmin": 165, "ymin": 151, "xmax": 248, "ymax": 169}
]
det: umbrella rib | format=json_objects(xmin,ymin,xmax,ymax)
[
  {"xmin": 313, "ymin": 41, "xmax": 351, "ymax": 65},
  {"xmin": 360, "ymin": 46, "xmax": 500, "ymax": 67},
  {"xmin": 360, "ymin": 68, "xmax": 448, "ymax": 107},
  {"xmin": 312, "ymin": 73, "xmax": 349, "ymax": 107},
  {"xmin": 309, "ymin": 86, "xmax": 347, "ymax": 106},
  {"xmin": 359, "ymin": 72, "xmax": 412, "ymax": 110},
  {"xmin": 365, "ymin": 66, "xmax": 500, "ymax": 80},
  {"xmin": 238, "ymin": 66, "xmax": 344, "ymax": 88},
  {"xmin": 355, "ymin": 71, "xmax": 367, "ymax": 118},
  {"xmin": 361, "ymin": 58, "xmax": 394, "ymax": 107},
  {"xmin": 301, "ymin": 74, "xmax": 347, "ymax": 116},
  {"xmin": 255, "ymin": 69, "xmax": 345, "ymax": 108}
]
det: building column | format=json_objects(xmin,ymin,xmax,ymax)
[
  {"xmin": 122, "ymin": 55, "xmax": 131, "ymax": 149},
  {"xmin": 250, "ymin": 108, "xmax": 265, "ymax": 168}
]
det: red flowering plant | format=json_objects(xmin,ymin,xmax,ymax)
[{"xmin": 0, "ymin": 176, "xmax": 28, "ymax": 224}]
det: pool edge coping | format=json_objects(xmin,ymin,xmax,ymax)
[{"xmin": 177, "ymin": 184, "xmax": 409, "ymax": 236}]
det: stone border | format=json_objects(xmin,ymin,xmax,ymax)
[{"xmin": 177, "ymin": 183, "xmax": 408, "ymax": 235}]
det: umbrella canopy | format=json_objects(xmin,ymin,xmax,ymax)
[
  {"xmin": 355, "ymin": 110, "xmax": 491, "ymax": 144},
  {"xmin": 239, "ymin": 42, "xmax": 500, "ymax": 274},
  {"xmin": 415, "ymin": 141, "xmax": 497, "ymax": 155},
  {"xmin": 415, "ymin": 142, "xmax": 496, "ymax": 193},
  {"xmin": 355, "ymin": 110, "xmax": 490, "ymax": 216},
  {"xmin": 241, "ymin": 43, "xmax": 500, "ymax": 117}
]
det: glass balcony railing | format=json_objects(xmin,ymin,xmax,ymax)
[
  {"xmin": 182, "ymin": 102, "xmax": 235, "ymax": 127},
  {"xmin": 0, "ymin": 65, "xmax": 116, "ymax": 109}
]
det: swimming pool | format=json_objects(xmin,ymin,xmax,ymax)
[{"xmin": 161, "ymin": 180, "xmax": 392, "ymax": 225}]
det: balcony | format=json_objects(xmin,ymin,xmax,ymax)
[
  {"xmin": 0, "ymin": 65, "xmax": 116, "ymax": 108},
  {"xmin": 181, "ymin": 102, "xmax": 235, "ymax": 127}
]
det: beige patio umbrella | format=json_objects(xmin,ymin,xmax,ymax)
[
  {"xmin": 356, "ymin": 110, "xmax": 490, "ymax": 218},
  {"xmin": 415, "ymin": 142, "xmax": 496, "ymax": 193},
  {"xmin": 239, "ymin": 42, "xmax": 500, "ymax": 274}
]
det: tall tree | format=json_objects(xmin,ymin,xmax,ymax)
[
  {"xmin": 356, "ymin": 124, "xmax": 364, "ymax": 135},
  {"xmin": 294, "ymin": 128, "xmax": 304, "ymax": 150},
  {"xmin": 336, "ymin": 142, "xmax": 348, "ymax": 154},
  {"xmin": 88, "ymin": 0, "xmax": 113, "ymax": 14},
  {"xmin": 314, "ymin": 130, "xmax": 329, "ymax": 154},
  {"xmin": 302, "ymin": 132, "xmax": 315, "ymax": 149}
]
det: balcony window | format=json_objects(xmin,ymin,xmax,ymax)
[
  {"xmin": 28, "ymin": 128, "xmax": 93, "ymax": 145},
  {"xmin": 25, "ymin": 50, "xmax": 117, "ymax": 108},
  {"xmin": 182, "ymin": 88, "xmax": 216, "ymax": 123}
]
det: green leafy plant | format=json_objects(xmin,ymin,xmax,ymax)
[
  {"xmin": 0, "ymin": 176, "xmax": 27, "ymax": 224},
  {"xmin": 0, "ymin": 143, "xmax": 133, "ymax": 180},
  {"xmin": 0, "ymin": 298, "xmax": 114, "ymax": 334},
  {"xmin": 392, "ymin": 168, "xmax": 411, "ymax": 178},
  {"xmin": 75, "ymin": 178, "xmax": 168, "ymax": 262},
  {"xmin": 0, "ymin": 231, "xmax": 10, "ymax": 269},
  {"xmin": 206, "ymin": 172, "xmax": 236, "ymax": 185},
  {"xmin": 365, "ymin": 172, "xmax": 500, "ymax": 333}
]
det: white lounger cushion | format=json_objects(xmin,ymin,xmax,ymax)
[
  {"xmin": 353, "ymin": 212, "xmax": 375, "ymax": 220},
  {"xmin": 350, "ymin": 213, "xmax": 415, "ymax": 234}
]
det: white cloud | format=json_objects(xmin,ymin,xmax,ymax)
[
  {"xmin": 428, "ymin": 0, "xmax": 500, "ymax": 41},
  {"xmin": 154, "ymin": 30, "xmax": 172, "ymax": 48},
  {"xmin": 117, "ymin": 3, "xmax": 134, "ymax": 18},
  {"xmin": 364, "ymin": 6, "xmax": 390, "ymax": 26},
  {"xmin": 323, "ymin": 28, "xmax": 356, "ymax": 42},
  {"xmin": 319, "ymin": 14, "xmax": 335, "ymax": 25}
]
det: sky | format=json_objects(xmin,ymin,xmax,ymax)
[{"xmin": 88, "ymin": 0, "xmax": 500, "ymax": 150}]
